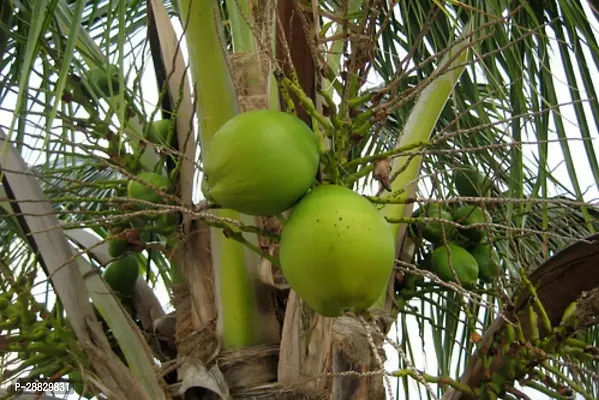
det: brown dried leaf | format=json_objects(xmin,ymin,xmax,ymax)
[{"xmin": 374, "ymin": 157, "xmax": 392, "ymax": 192}]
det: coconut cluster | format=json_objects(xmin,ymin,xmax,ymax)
[
  {"xmin": 201, "ymin": 110, "xmax": 396, "ymax": 317},
  {"xmin": 409, "ymin": 168, "xmax": 500, "ymax": 288},
  {"xmin": 103, "ymin": 169, "xmax": 177, "ymax": 298}
]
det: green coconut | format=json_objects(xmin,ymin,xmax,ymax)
[
  {"xmin": 86, "ymin": 65, "xmax": 120, "ymax": 97},
  {"xmin": 148, "ymin": 119, "xmax": 173, "ymax": 145},
  {"xmin": 431, "ymin": 244, "xmax": 479, "ymax": 288},
  {"xmin": 202, "ymin": 110, "xmax": 320, "ymax": 216},
  {"xmin": 127, "ymin": 172, "xmax": 173, "ymax": 204},
  {"xmin": 108, "ymin": 238, "xmax": 129, "ymax": 258},
  {"xmin": 452, "ymin": 205, "xmax": 492, "ymax": 243},
  {"xmin": 415, "ymin": 204, "xmax": 456, "ymax": 244},
  {"xmin": 454, "ymin": 167, "xmax": 492, "ymax": 198},
  {"xmin": 469, "ymin": 244, "xmax": 500, "ymax": 283},
  {"xmin": 279, "ymin": 184, "xmax": 395, "ymax": 317},
  {"xmin": 102, "ymin": 255, "xmax": 139, "ymax": 297}
]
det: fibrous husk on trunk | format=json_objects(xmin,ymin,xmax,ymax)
[
  {"xmin": 173, "ymin": 281, "xmax": 219, "ymax": 365},
  {"xmin": 229, "ymin": 51, "xmax": 270, "ymax": 112},
  {"xmin": 278, "ymin": 291, "xmax": 334, "ymax": 393},
  {"xmin": 219, "ymin": 344, "xmax": 279, "ymax": 392},
  {"xmin": 331, "ymin": 316, "xmax": 388, "ymax": 400},
  {"xmin": 171, "ymin": 222, "xmax": 219, "ymax": 363}
]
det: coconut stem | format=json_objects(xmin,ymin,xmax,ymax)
[{"xmin": 178, "ymin": 0, "xmax": 239, "ymax": 147}]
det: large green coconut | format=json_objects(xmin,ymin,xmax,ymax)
[
  {"xmin": 279, "ymin": 184, "xmax": 395, "ymax": 317},
  {"xmin": 469, "ymin": 244, "xmax": 500, "ymax": 283},
  {"xmin": 102, "ymin": 255, "xmax": 139, "ymax": 297},
  {"xmin": 454, "ymin": 167, "xmax": 492, "ymax": 198},
  {"xmin": 127, "ymin": 172, "xmax": 173, "ymax": 204},
  {"xmin": 431, "ymin": 244, "xmax": 479, "ymax": 288},
  {"xmin": 107, "ymin": 227, "xmax": 128, "ymax": 258},
  {"xmin": 452, "ymin": 205, "xmax": 492, "ymax": 243},
  {"xmin": 202, "ymin": 110, "xmax": 320, "ymax": 216}
]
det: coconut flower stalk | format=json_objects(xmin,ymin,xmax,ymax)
[
  {"xmin": 373, "ymin": 23, "xmax": 473, "ymax": 309},
  {"xmin": 177, "ymin": 0, "xmax": 260, "ymax": 349}
]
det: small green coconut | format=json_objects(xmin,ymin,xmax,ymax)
[
  {"xmin": 148, "ymin": 119, "xmax": 173, "ymax": 146},
  {"xmin": 122, "ymin": 154, "xmax": 142, "ymax": 174},
  {"xmin": 202, "ymin": 110, "xmax": 320, "ymax": 216},
  {"xmin": 431, "ymin": 244, "xmax": 479, "ymax": 288},
  {"xmin": 154, "ymin": 212, "xmax": 179, "ymax": 235},
  {"xmin": 469, "ymin": 244, "xmax": 500, "ymax": 283},
  {"xmin": 454, "ymin": 167, "xmax": 492, "ymax": 198},
  {"xmin": 102, "ymin": 255, "xmax": 139, "ymax": 297},
  {"xmin": 127, "ymin": 172, "xmax": 173, "ymax": 204},
  {"xmin": 415, "ymin": 204, "xmax": 456, "ymax": 244},
  {"xmin": 108, "ymin": 238, "xmax": 129, "ymax": 258},
  {"xmin": 452, "ymin": 205, "xmax": 492, "ymax": 243}
]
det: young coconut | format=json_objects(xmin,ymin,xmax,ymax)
[
  {"xmin": 102, "ymin": 255, "xmax": 139, "ymax": 297},
  {"xmin": 107, "ymin": 226, "xmax": 129, "ymax": 258},
  {"xmin": 469, "ymin": 243, "xmax": 500, "ymax": 283},
  {"xmin": 431, "ymin": 244, "xmax": 479, "ymax": 288},
  {"xmin": 454, "ymin": 167, "xmax": 493, "ymax": 198},
  {"xmin": 154, "ymin": 212, "xmax": 179, "ymax": 235},
  {"xmin": 148, "ymin": 119, "xmax": 173, "ymax": 146},
  {"xmin": 127, "ymin": 172, "xmax": 173, "ymax": 204},
  {"xmin": 202, "ymin": 110, "xmax": 320, "ymax": 216},
  {"xmin": 413, "ymin": 204, "xmax": 456, "ymax": 244},
  {"xmin": 452, "ymin": 205, "xmax": 492, "ymax": 243},
  {"xmin": 108, "ymin": 237, "xmax": 129, "ymax": 258},
  {"xmin": 279, "ymin": 184, "xmax": 395, "ymax": 317}
]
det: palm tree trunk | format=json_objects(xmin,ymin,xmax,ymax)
[{"xmin": 274, "ymin": 3, "xmax": 388, "ymax": 399}]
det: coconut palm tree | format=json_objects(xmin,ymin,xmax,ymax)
[{"xmin": 1, "ymin": 1, "xmax": 599, "ymax": 399}]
